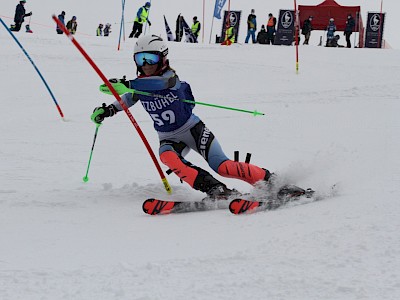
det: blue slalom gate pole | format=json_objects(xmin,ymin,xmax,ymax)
[
  {"xmin": 0, "ymin": 18, "xmax": 65, "ymax": 120},
  {"xmin": 117, "ymin": 0, "xmax": 126, "ymax": 50},
  {"xmin": 144, "ymin": 0, "xmax": 152, "ymax": 35}
]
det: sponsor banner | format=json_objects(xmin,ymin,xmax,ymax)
[
  {"xmin": 274, "ymin": 10, "xmax": 295, "ymax": 46},
  {"xmin": 163, "ymin": 15, "xmax": 175, "ymax": 41},
  {"xmin": 364, "ymin": 12, "xmax": 386, "ymax": 48},
  {"xmin": 214, "ymin": 0, "xmax": 227, "ymax": 19},
  {"xmin": 220, "ymin": 10, "xmax": 242, "ymax": 43}
]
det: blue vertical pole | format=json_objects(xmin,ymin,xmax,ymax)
[
  {"xmin": 0, "ymin": 17, "xmax": 65, "ymax": 119},
  {"xmin": 117, "ymin": 0, "xmax": 126, "ymax": 50}
]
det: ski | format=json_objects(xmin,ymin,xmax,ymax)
[
  {"xmin": 229, "ymin": 186, "xmax": 315, "ymax": 215},
  {"xmin": 142, "ymin": 198, "xmax": 224, "ymax": 215}
]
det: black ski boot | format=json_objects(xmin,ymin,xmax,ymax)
[{"xmin": 206, "ymin": 184, "xmax": 241, "ymax": 200}]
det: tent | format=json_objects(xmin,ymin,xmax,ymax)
[
  {"xmin": 299, "ymin": 0, "xmax": 360, "ymax": 31},
  {"xmin": 299, "ymin": 0, "xmax": 364, "ymax": 46}
]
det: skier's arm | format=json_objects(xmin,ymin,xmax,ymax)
[{"xmin": 137, "ymin": 7, "xmax": 143, "ymax": 20}]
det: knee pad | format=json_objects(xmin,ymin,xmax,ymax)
[{"xmin": 217, "ymin": 160, "xmax": 268, "ymax": 185}]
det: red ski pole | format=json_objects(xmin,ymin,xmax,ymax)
[{"xmin": 52, "ymin": 15, "xmax": 172, "ymax": 194}]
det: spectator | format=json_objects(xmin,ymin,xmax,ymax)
[
  {"xmin": 104, "ymin": 23, "xmax": 112, "ymax": 37},
  {"xmin": 256, "ymin": 25, "xmax": 268, "ymax": 44},
  {"xmin": 10, "ymin": 0, "xmax": 32, "ymax": 32},
  {"xmin": 222, "ymin": 21, "xmax": 236, "ymax": 46},
  {"xmin": 245, "ymin": 9, "xmax": 257, "ymax": 44},
  {"xmin": 327, "ymin": 35, "xmax": 344, "ymax": 48},
  {"xmin": 344, "ymin": 14, "xmax": 355, "ymax": 48},
  {"xmin": 128, "ymin": 2, "xmax": 152, "ymax": 38},
  {"xmin": 56, "ymin": 11, "xmax": 66, "ymax": 34},
  {"xmin": 266, "ymin": 13, "xmax": 277, "ymax": 45},
  {"xmin": 96, "ymin": 24, "xmax": 103, "ymax": 36},
  {"xmin": 175, "ymin": 14, "xmax": 184, "ymax": 42},
  {"xmin": 191, "ymin": 16, "xmax": 201, "ymax": 43},
  {"xmin": 326, "ymin": 18, "xmax": 336, "ymax": 47},
  {"xmin": 301, "ymin": 16, "xmax": 313, "ymax": 45},
  {"xmin": 66, "ymin": 16, "xmax": 77, "ymax": 34}
]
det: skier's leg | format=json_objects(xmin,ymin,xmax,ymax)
[
  {"xmin": 159, "ymin": 141, "xmax": 225, "ymax": 195},
  {"xmin": 189, "ymin": 121, "xmax": 272, "ymax": 185}
]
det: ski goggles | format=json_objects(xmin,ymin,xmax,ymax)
[{"xmin": 134, "ymin": 52, "xmax": 161, "ymax": 67}]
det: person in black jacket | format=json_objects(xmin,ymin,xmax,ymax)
[
  {"xmin": 344, "ymin": 14, "xmax": 356, "ymax": 48},
  {"xmin": 256, "ymin": 25, "xmax": 268, "ymax": 44},
  {"xmin": 301, "ymin": 16, "xmax": 313, "ymax": 45},
  {"xmin": 10, "ymin": 0, "xmax": 32, "ymax": 32}
]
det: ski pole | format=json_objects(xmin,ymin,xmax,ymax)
[
  {"xmin": 83, "ymin": 124, "xmax": 101, "ymax": 182},
  {"xmin": 99, "ymin": 82, "xmax": 265, "ymax": 116},
  {"xmin": 52, "ymin": 15, "xmax": 172, "ymax": 195},
  {"xmin": 0, "ymin": 17, "xmax": 65, "ymax": 120}
]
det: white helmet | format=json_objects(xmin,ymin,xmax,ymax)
[
  {"xmin": 134, "ymin": 34, "xmax": 168, "ymax": 57},
  {"xmin": 133, "ymin": 35, "xmax": 169, "ymax": 75},
  {"xmin": 330, "ymin": 18, "xmax": 334, "ymax": 22}
]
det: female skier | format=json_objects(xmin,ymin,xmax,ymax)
[{"xmin": 91, "ymin": 35, "xmax": 273, "ymax": 198}]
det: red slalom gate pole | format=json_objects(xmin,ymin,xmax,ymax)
[{"xmin": 52, "ymin": 15, "xmax": 172, "ymax": 194}]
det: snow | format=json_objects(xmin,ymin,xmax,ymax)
[{"xmin": 1, "ymin": 1, "xmax": 400, "ymax": 299}]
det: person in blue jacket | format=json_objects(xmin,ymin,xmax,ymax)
[
  {"xmin": 56, "ymin": 11, "xmax": 66, "ymax": 34},
  {"xmin": 128, "ymin": 2, "xmax": 152, "ymax": 38},
  {"xmin": 245, "ymin": 9, "xmax": 257, "ymax": 43},
  {"xmin": 91, "ymin": 35, "xmax": 273, "ymax": 199},
  {"xmin": 10, "ymin": 0, "xmax": 32, "ymax": 32},
  {"xmin": 326, "ymin": 18, "xmax": 336, "ymax": 46}
]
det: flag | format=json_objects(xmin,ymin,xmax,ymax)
[
  {"xmin": 163, "ymin": 15, "xmax": 175, "ymax": 41},
  {"xmin": 181, "ymin": 17, "xmax": 197, "ymax": 43},
  {"xmin": 213, "ymin": 0, "xmax": 227, "ymax": 19}
]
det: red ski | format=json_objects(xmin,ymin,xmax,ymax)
[
  {"xmin": 229, "ymin": 186, "xmax": 315, "ymax": 215},
  {"xmin": 142, "ymin": 198, "xmax": 221, "ymax": 215}
]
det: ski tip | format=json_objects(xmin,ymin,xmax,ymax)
[
  {"xmin": 142, "ymin": 198, "xmax": 176, "ymax": 215},
  {"xmin": 229, "ymin": 199, "xmax": 262, "ymax": 215}
]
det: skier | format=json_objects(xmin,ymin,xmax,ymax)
[
  {"xmin": 10, "ymin": 0, "xmax": 32, "ymax": 32},
  {"xmin": 128, "ymin": 2, "xmax": 152, "ymax": 38},
  {"xmin": 56, "ymin": 11, "xmax": 66, "ymax": 34},
  {"xmin": 104, "ymin": 23, "xmax": 112, "ymax": 36},
  {"xmin": 326, "ymin": 18, "xmax": 336, "ymax": 47},
  {"xmin": 66, "ymin": 16, "xmax": 77, "ymax": 35},
  {"xmin": 91, "ymin": 35, "xmax": 274, "ymax": 199},
  {"xmin": 96, "ymin": 24, "xmax": 103, "ymax": 36}
]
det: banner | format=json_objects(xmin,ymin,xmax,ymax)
[
  {"xmin": 163, "ymin": 15, "xmax": 175, "ymax": 41},
  {"xmin": 364, "ymin": 12, "xmax": 386, "ymax": 48},
  {"xmin": 219, "ymin": 11, "xmax": 242, "ymax": 43},
  {"xmin": 274, "ymin": 10, "xmax": 295, "ymax": 46},
  {"xmin": 181, "ymin": 18, "xmax": 197, "ymax": 43},
  {"xmin": 214, "ymin": 0, "xmax": 227, "ymax": 19}
]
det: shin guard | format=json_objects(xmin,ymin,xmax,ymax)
[
  {"xmin": 160, "ymin": 151, "xmax": 222, "ymax": 193},
  {"xmin": 217, "ymin": 160, "xmax": 268, "ymax": 185}
]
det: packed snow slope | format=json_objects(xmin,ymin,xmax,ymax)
[{"xmin": 1, "ymin": 15, "xmax": 400, "ymax": 300}]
